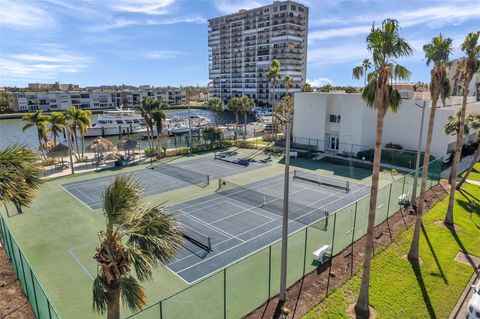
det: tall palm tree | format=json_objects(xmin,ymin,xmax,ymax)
[
  {"xmin": 22, "ymin": 110, "xmax": 49, "ymax": 159},
  {"xmin": 47, "ymin": 112, "xmax": 66, "ymax": 146},
  {"xmin": 92, "ymin": 175, "xmax": 182, "ymax": 319},
  {"xmin": 240, "ymin": 96, "xmax": 255, "ymax": 140},
  {"xmin": 302, "ymin": 82, "xmax": 313, "ymax": 92},
  {"xmin": 207, "ymin": 97, "xmax": 224, "ymax": 126},
  {"xmin": 267, "ymin": 59, "xmax": 281, "ymax": 140},
  {"xmin": 228, "ymin": 97, "xmax": 242, "ymax": 141},
  {"xmin": 352, "ymin": 19, "xmax": 413, "ymax": 318},
  {"xmin": 64, "ymin": 106, "xmax": 92, "ymax": 158},
  {"xmin": 151, "ymin": 99, "xmax": 170, "ymax": 147},
  {"xmin": 0, "ymin": 145, "xmax": 43, "ymax": 215},
  {"xmin": 445, "ymin": 31, "xmax": 480, "ymax": 226},
  {"xmin": 135, "ymin": 98, "xmax": 158, "ymax": 149},
  {"xmin": 408, "ymin": 34, "xmax": 453, "ymax": 262},
  {"xmin": 352, "ymin": 58, "xmax": 372, "ymax": 87},
  {"xmin": 457, "ymin": 113, "xmax": 480, "ymax": 188}
]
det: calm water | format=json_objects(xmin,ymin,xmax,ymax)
[{"xmin": 0, "ymin": 109, "xmax": 254, "ymax": 150}]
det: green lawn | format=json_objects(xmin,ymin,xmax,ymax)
[
  {"xmin": 303, "ymin": 176, "xmax": 480, "ymax": 318},
  {"xmin": 461, "ymin": 163, "xmax": 480, "ymax": 182}
]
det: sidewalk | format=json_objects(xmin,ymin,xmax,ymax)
[{"xmin": 441, "ymin": 154, "xmax": 475, "ymax": 179}]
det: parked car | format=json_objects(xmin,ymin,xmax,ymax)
[{"xmin": 468, "ymin": 281, "xmax": 480, "ymax": 319}]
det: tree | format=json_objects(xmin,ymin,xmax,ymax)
[
  {"xmin": 47, "ymin": 112, "xmax": 66, "ymax": 146},
  {"xmin": 64, "ymin": 106, "xmax": 92, "ymax": 158},
  {"xmin": 202, "ymin": 127, "xmax": 222, "ymax": 144},
  {"xmin": 227, "ymin": 97, "xmax": 242, "ymax": 140},
  {"xmin": 302, "ymin": 82, "xmax": 313, "ymax": 92},
  {"xmin": 0, "ymin": 92, "xmax": 13, "ymax": 112},
  {"xmin": 352, "ymin": 58, "xmax": 372, "ymax": 87},
  {"xmin": 0, "ymin": 145, "xmax": 43, "ymax": 215},
  {"xmin": 92, "ymin": 175, "xmax": 183, "ymax": 319},
  {"xmin": 207, "ymin": 97, "xmax": 224, "ymax": 126},
  {"xmin": 267, "ymin": 59, "xmax": 281, "ymax": 107},
  {"xmin": 408, "ymin": 34, "xmax": 453, "ymax": 262},
  {"xmin": 352, "ymin": 19, "xmax": 413, "ymax": 318},
  {"xmin": 135, "ymin": 98, "xmax": 158, "ymax": 149},
  {"xmin": 457, "ymin": 113, "xmax": 480, "ymax": 188},
  {"xmin": 22, "ymin": 110, "xmax": 49, "ymax": 159},
  {"xmin": 150, "ymin": 99, "xmax": 170, "ymax": 148},
  {"xmin": 445, "ymin": 31, "xmax": 480, "ymax": 226},
  {"xmin": 240, "ymin": 96, "xmax": 255, "ymax": 140},
  {"xmin": 320, "ymin": 83, "xmax": 332, "ymax": 92}
]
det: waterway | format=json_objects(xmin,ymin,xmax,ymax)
[{"xmin": 0, "ymin": 109, "xmax": 254, "ymax": 150}]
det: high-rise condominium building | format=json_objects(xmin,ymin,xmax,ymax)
[{"xmin": 208, "ymin": 1, "xmax": 308, "ymax": 106}]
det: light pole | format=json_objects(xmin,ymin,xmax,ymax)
[
  {"xmin": 188, "ymin": 105, "xmax": 192, "ymax": 152},
  {"xmin": 411, "ymin": 101, "xmax": 426, "ymax": 206}
]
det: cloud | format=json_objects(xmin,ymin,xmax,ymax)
[
  {"xmin": 0, "ymin": 0, "xmax": 56, "ymax": 29},
  {"xmin": 308, "ymin": 44, "xmax": 369, "ymax": 68},
  {"xmin": 101, "ymin": 0, "xmax": 176, "ymax": 15},
  {"xmin": 0, "ymin": 46, "xmax": 93, "ymax": 81},
  {"xmin": 307, "ymin": 77, "xmax": 333, "ymax": 87},
  {"xmin": 142, "ymin": 50, "xmax": 184, "ymax": 59},
  {"xmin": 309, "ymin": 26, "xmax": 370, "ymax": 42},
  {"xmin": 85, "ymin": 15, "xmax": 206, "ymax": 32}
]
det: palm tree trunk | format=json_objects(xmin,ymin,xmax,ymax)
[
  {"xmin": 107, "ymin": 285, "xmax": 121, "ymax": 319},
  {"xmin": 37, "ymin": 132, "xmax": 46, "ymax": 159},
  {"xmin": 457, "ymin": 143, "xmax": 480, "ymax": 189},
  {"xmin": 355, "ymin": 105, "xmax": 386, "ymax": 318},
  {"xmin": 235, "ymin": 113, "xmax": 239, "ymax": 141},
  {"xmin": 244, "ymin": 113, "xmax": 247, "ymax": 141},
  {"xmin": 408, "ymin": 91, "xmax": 438, "ymax": 261},
  {"xmin": 445, "ymin": 74, "xmax": 471, "ymax": 226},
  {"xmin": 67, "ymin": 131, "xmax": 75, "ymax": 175},
  {"xmin": 81, "ymin": 134, "xmax": 85, "ymax": 158},
  {"xmin": 74, "ymin": 128, "xmax": 80, "ymax": 158},
  {"xmin": 53, "ymin": 132, "xmax": 57, "ymax": 146}
]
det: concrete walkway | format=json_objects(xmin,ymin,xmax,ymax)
[{"xmin": 441, "ymin": 154, "xmax": 475, "ymax": 179}]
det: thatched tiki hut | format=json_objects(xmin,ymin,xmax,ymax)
[
  {"xmin": 117, "ymin": 138, "xmax": 138, "ymax": 156},
  {"xmin": 87, "ymin": 137, "xmax": 113, "ymax": 168},
  {"xmin": 46, "ymin": 143, "xmax": 70, "ymax": 167}
]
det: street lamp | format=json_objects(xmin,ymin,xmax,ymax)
[{"xmin": 411, "ymin": 101, "xmax": 426, "ymax": 206}]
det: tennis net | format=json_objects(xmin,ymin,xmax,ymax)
[
  {"xmin": 182, "ymin": 227, "xmax": 212, "ymax": 252},
  {"xmin": 217, "ymin": 179, "xmax": 328, "ymax": 228},
  {"xmin": 214, "ymin": 153, "xmax": 250, "ymax": 166},
  {"xmin": 293, "ymin": 170, "xmax": 350, "ymax": 193},
  {"xmin": 150, "ymin": 163, "xmax": 209, "ymax": 187}
]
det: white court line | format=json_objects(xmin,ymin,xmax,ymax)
[
  {"xmin": 73, "ymin": 186, "xmax": 96, "ymax": 202},
  {"xmin": 68, "ymin": 248, "xmax": 94, "ymax": 281},
  {"xmin": 59, "ymin": 184, "xmax": 95, "ymax": 212},
  {"xmin": 210, "ymin": 200, "xmax": 276, "ymax": 224},
  {"xmin": 180, "ymin": 210, "xmax": 244, "ymax": 243},
  {"xmin": 175, "ymin": 184, "xmax": 369, "ymax": 275}
]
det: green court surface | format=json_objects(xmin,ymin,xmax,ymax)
[{"xmin": 0, "ymin": 148, "xmax": 418, "ymax": 319}]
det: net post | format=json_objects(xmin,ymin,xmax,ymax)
[
  {"xmin": 346, "ymin": 181, "xmax": 350, "ymax": 193},
  {"xmin": 207, "ymin": 175, "xmax": 210, "ymax": 186}
]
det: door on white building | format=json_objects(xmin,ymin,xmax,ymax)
[{"xmin": 329, "ymin": 137, "xmax": 340, "ymax": 151}]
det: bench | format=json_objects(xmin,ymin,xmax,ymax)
[
  {"xmin": 313, "ymin": 244, "xmax": 331, "ymax": 263},
  {"xmin": 289, "ymin": 151, "xmax": 298, "ymax": 158}
]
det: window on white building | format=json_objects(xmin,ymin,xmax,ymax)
[{"xmin": 329, "ymin": 115, "xmax": 341, "ymax": 123}]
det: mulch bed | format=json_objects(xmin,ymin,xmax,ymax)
[
  {"xmin": 244, "ymin": 183, "xmax": 448, "ymax": 319},
  {"xmin": 0, "ymin": 243, "xmax": 35, "ymax": 319}
]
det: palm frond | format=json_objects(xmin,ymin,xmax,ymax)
[
  {"xmin": 102, "ymin": 176, "xmax": 142, "ymax": 228},
  {"xmin": 92, "ymin": 275, "xmax": 113, "ymax": 314},
  {"xmin": 361, "ymin": 78, "xmax": 377, "ymax": 108},
  {"xmin": 120, "ymin": 276, "xmax": 147, "ymax": 312},
  {"xmin": 352, "ymin": 66, "xmax": 364, "ymax": 79},
  {"xmin": 125, "ymin": 246, "xmax": 155, "ymax": 281}
]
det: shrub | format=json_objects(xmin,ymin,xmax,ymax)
[
  {"xmin": 385, "ymin": 142, "xmax": 404, "ymax": 150},
  {"xmin": 41, "ymin": 157, "xmax": 57, "ymax": 166}
]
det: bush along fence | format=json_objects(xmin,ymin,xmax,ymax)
[
  {"xmin": 0, "ymin": 216, "xmax": 60, "ymax": 319},
  {"xmin": 125, "ymin": 156, "xmax": 443, "ymax": 319}
]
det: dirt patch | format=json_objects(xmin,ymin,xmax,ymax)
[
  {"xmin": 0, "ymin": 243, "xmax": 35, "ymax": 319},
  {"xmin": 433, "ymin": 220, "xmax": 461, "ymax": 232},
  {"xmin": 244, "ymin": 184, "xmax": 447, "ymax": 319},
  {"xmin": 454, "ymin": 251, "xmax": 480, "ymax": 269},
  {"xmin": 346, "ymin": 303, "xmax": 377, "ymax": 319}
]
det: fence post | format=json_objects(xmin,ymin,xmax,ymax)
[
  {"xmin": 303, "ymin": 228, "xmax": 308, "ymax": 276},
  {"xmin": 17, "ymin": 247, "xmax": 29, "ymax": 300},
  {"xmin": 268, "ymin": 245, "xmax": 271, "ymax": 298},
  {"xmin": 350, "ymin": 203, "xmax": 358, "ymax": 278},
  {"xmin": 159, "ymin": 300, "xmax": 163, "ymax": 319},
  {"xmin": 47, "ymin": 299, "xmax": 52, "ymax": 319},
  {"xmin": 224, "ymin": 268, "xmax": 227, "ymax": 319},
  {"xmin": 30, "ymin": 268, "xmax": 40, "ymax": 317},
  {"xmin": 326, "ymin": 213, "xmax": 337, "ymax": 297}
]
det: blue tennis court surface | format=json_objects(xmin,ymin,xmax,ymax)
[
  {"xmin": 61, "ymin": 155, "xmax": 267, "ymax": 210},
  {"xmin": 166, "ymin": 173, "xmax": 370, "ymax": 283}
]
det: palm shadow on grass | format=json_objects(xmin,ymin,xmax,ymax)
[
  {"xmin": 409, "ymin": 258, "xmax": 438, "ymax": 319},
  {"xmin": 446, "ymin": 223, "xmax": 479, "ymax": 274},
  {"xmin": 421, "ymin": 224, "xmax": 448, "ymax": 284}
]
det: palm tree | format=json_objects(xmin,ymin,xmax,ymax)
[
  {"xmin": 228, "ymin": 97, "xmax": 242, "ymax": 141},
  {"xmin": 47, "ymin": 112, "xmax": 66, "ymax": 146},
  {"xmin": 457, "ymin": 113, "xmax": 480, "ymax": 188},
  {"xmin": 302, "ymin": 82, "xmax": 313, "ymax": 92},
  {"xmin": 63, "ymin": 112, "xmax": 76, "ymax": 174},
  {"xmin": 352, "ymin": 58, "xmax": 372, "ymax": 87},
  {"xmin": 207, "ymin": 97, "xmax": 224, "ymax": 126},
  {"xmin": 151, "ymin": 99, "xmax": 170, "ymax": 147},
  {"xmin": 240, "ymin": 96, "xmax": 255, "ymax": 140},
  {"xmin": 0, "ymin": 145, "xmax": 43, "ymax": 215},
  {"xmin": 135, "ymin": 98, "xmax": 158, "ymax": 149},
  {"xmin": 445, "ymin": 31, "xmax": 480, "ymax": 226},
  {"xmin": 64, "ymin": 106, "xmax": 92, "ymax": 158},
  {"xmin": 320, "ymin": 83, "xmax": 332, "ymax": 92},
  {"xmin": 267, "ymin": 59, "xmax": 281, "ymax": 107},
  {"xmin": 92, "ymin": 175, "xmax": 182, "ymax": 319},
  {"xmin": 352, "ymin": 19, "xmax": 413, "ymax": 318},
  {"xmin": 407, "ymin": 34, "xmax": 453, "ymax": 262},
  {"xmin": 22, "ymin": 110, "xmax": 49, "ymax": 158}
]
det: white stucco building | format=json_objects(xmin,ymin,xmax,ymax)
[{"xmin": 292, "ymin": 92, "xmax": 479, "ymax": 157}]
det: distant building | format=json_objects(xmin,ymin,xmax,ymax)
[
  {"xmin": 293, "ymin": 92, "xmax": 479, "ymax": 158},
  {"xmin": 28, "ymin": 82, "xmax": 79, "ymax": 90},
  {"xmin": 208, "ymin": 0, "xmax": 308, "ymax": 105},
  {"xmin": 448, "ymin": 59, "xmax": 480, "ymax": 101}
]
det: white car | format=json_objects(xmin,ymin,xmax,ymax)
[{"xmin": 468, "ymin": 282, "xmax": 480, "ymax": 319}]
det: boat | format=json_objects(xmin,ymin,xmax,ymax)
[{"xmin": 85, "ymin": 109, "xmax": 145, "ymax": 137}]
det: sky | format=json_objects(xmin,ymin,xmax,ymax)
[{"xmin": 0, "ymin": 0, "xmax": 479, "ymax": 88}]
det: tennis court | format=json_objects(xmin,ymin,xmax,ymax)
[
  {"xmin": 165, "ymin": 171, "xmax": 370, "ymax": 283},
  {"xmin": 62, "ymin": 154, "xmax": 268, "ymax": 210}
]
